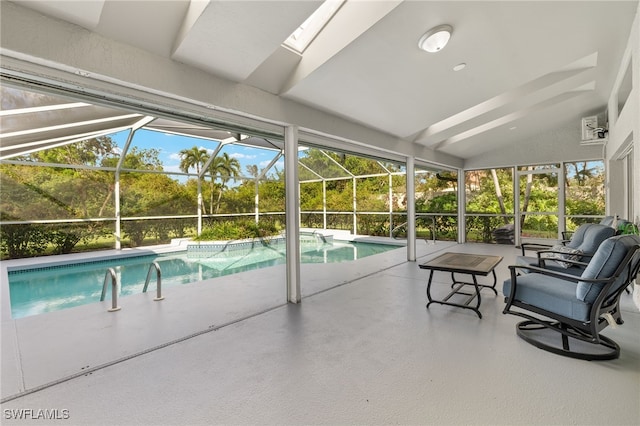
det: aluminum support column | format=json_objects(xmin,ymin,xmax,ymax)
[
  {"xmin": 458, "ymin": 170, "xmax": 466, "ymax": 243},
  {"xmin": 285, "ymin": 125, "xmax": 301, "ymax": 303},
  {"xmin": 114, "ymin": 127, "xmax": 137, "ymax": 250},
  {"xmin": 114, "ymin": 174, "xmax": 121, "ymax": 250},
  {"xmin": 406, "ymin": 157, "xmax": 416, "ymax": 261},
  {"xmin": 353, "ymin": 178, "xmax": 357, "ymax": 234},
  {"xmin": 389, "ymin": 174, "xmax": 393, "ymax": 238},
  {"xmin": 323, "ymin": 180, "xmax": 327, "ymax": 230},
  {"xmin": 197, "ymin": 179, "xmax": 202, "ymax": 236},
  {"xmin": 254, "ymin": 179, "xmax": 259, "ymax": 223}
]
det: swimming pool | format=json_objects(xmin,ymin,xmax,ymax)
[{"xmin": 8, "ymin": 240, "xmax": 400, "ymax": 318}]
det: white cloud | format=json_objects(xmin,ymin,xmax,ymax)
[{"xmin": 230, "ymin": 152, "xmax": 257, "ymax": 160}]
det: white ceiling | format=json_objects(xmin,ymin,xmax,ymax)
[{"xmin": 10, "ymin": 0, "xmax": 639, "ymax": 161}]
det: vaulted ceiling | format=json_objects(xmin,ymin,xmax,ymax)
[{"xmin": 8, "ymin": 0, "xmax": 639, "ymax": 161}]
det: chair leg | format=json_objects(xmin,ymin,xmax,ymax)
[{"xmin": 516, "ymin": 320, "xmax": 620, "ymax": 361}]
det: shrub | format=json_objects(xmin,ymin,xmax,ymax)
[
  {"xmin": 1, "ymin": 223, "xmax": 48, "ymax": 258},
  {"xmin": 194, "ymin": 220, "xmax": 281, "ymax": 241}
]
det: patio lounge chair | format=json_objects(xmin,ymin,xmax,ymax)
[
  {"xmin": 516, "ymin": 223, "xmax": 616, "ymax": 276},
  {"xmin": 503, "ymin": 234, "xmax": 640, "ymax": 360}
]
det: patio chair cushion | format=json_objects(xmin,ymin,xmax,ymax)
[
  {"xmin": 577, "ymin": 234, "xmax": 640, "ymax": 303},
  {"xmin": 516, "ymin": 224, "xmax": 615, "ymax": 275},
  {"xmin": 503, "ymin": 274, "xmax": 590, "ymax": 321},
  {"xmin": 565, "ymin": 224, "xmax": 616, "ymax": 253},
  {"xmin": 542, "ymin": 245, "xmax": 583, "ymax": 268}
]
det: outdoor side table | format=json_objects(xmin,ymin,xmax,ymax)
[{"xmin": 419, "ymin": 252, "xmax": 503, "ymax": 318}]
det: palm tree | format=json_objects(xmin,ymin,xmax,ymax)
[
  {"xmin": 179, "ymin": 146, "xmax": 209, "ymax": 213},
  {"xmin": 245, "ymin": 164, "xmax": 259, "ymax": 179},
  {"xmin": 179, "ymin": 146, "xmax": 209, "ymax": 175},
  {"xmin": 208, "ymin": 153, "xmax": 241, "ymax": 213}
]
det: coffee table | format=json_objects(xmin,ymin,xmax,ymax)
[{"xmin": 419, "ymin": 252, "xmax": 503, "ymax": 318}]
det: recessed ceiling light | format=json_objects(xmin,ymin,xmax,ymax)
[
  {"xmin": 453, "ymin": 63, "xmax": 466, "ymax": 71},
  {"xmin": 418, "ymin": 25, "xmax": 453, "ymax": 53},
  {"xmin": 509, "ymin": 126, "xmax": 517, "ymax": 130}
]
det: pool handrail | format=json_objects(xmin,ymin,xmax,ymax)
[
  {"xmin": 100, "ymin": 268, "xmax": 121, "ymax": 312},
  {"xmin": 142, "ymin": 261, "xmax": 164, "ymax": 301}
]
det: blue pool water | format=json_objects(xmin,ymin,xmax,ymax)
[{"xmin": 8, "ymin": 240, "xmax": 399, "ymax": 318}]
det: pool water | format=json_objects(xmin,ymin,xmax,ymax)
[{"xmin": 8, "ymin": 240, "xmax": 399, "ymax": 318}]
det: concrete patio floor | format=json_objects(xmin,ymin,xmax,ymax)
[{"xmin": 1, "ymin": 240, "xmax": 639, "ymax": 425}]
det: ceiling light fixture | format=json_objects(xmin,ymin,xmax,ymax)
[
  {"xmin": 418, "ymin": 24, "xmax": 453, "ymax": 53},
  {"xmin": 453, "ymin": 63, "xmax": 466, "ymax": 71}
]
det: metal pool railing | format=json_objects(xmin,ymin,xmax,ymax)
[
  {"xmin": 142, "ymin": 261, "xmax": 165, "ymax": 301},
  {"xmin": 100, "ymin": 268, "xmax": 121, "ymax": 312}
]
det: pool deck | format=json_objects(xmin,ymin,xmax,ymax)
[
  {"xmin": 1, "ymin": 236, "xmax": 639, "ymax": 425},
  {"xmin": 0, "ymin": 233, "xmax": 428, "ymax": 399}
]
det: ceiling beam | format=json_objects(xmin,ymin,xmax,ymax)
[
  {"xmin": 434, "ymin": 85, "xmax": 595, "ymax": 150},
  {"xmin": 412, "ymin": 53, "xmax": 599, "ymax": 147}
]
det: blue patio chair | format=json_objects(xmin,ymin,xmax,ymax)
[
  {"xmin": 596, "ymin": 216, "xmax": 635, "ymax": 235},
  {"xmin": 516, "ymin": 223, "xmax": 616, "ymax": 276},
  {"xmin": 561, "ymin": 216, "xmax": 620, "ymax": 240},
  {"xmin": 503, "ymin": 234, "xmax": 640, "ymax": 360}
]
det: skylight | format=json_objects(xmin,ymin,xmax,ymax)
[{"xmin": 283, "ymin": 0, "xmax": 344, "ymax": 53}]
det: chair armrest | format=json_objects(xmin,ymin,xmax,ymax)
[
  {"xmin": 561, "ymin": 231, "xmax": 574, "ymax": 240},
  {"xmin": 504, "ymin": 264, "xmax": 610, "ymax": 309},
  {"xmin": 542, "ymin": 258, "xmax": 589, "ymax": 268},
  {"xmin": 506, "ymin": 262, "xmax": 609, "ymax": 294},
  {"xmin": 508, "ymin": 264, "xmax": 594, "ymax": 283},
  {"xmin": 536, "ymin": 257, "xmax": 589, "ymax": 269},
  {"xmin": 535, "ymin": 249, "xmax": 584, "ymax": 258},
  {"xmin": 520, "ymin": 242, "xmax": 552, "ymax": 256}
]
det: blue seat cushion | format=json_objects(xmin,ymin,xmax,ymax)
[
  {"xmin": 503, "ymin": 274, "xmax": 591, "ymax": 321},
  {"xmin": 577, "ymin": 235, "xmax": 640, "ymax": 303}
]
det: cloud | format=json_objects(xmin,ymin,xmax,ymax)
[{"xmin": 230, "ymin": 152, "xmax": 257, "ymax": 160}]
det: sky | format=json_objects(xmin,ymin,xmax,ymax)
[{"xmin": 111, "ymin": 129, "xmax": 284, "ymax": 179}]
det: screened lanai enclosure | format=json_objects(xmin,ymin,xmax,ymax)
[
  {"xmin": 1, "ymin": 84, "xmax": 606, "ymax": 260},
  {"xmin": 0, "ymin": 85, "xmax": 456, "ymax": 259}
]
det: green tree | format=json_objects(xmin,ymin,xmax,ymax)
[
  {"xmin": 179, "ymin": 146, "xmax": 208, "ymax": 175},
  {"xmin": 179, "ymin": 146, "xmax": 209, "ymax": 214},
  {"xmin": 208, "ymin": 153, "xmax": 240, "ymax": 213}
]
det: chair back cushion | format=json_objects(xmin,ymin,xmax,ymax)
[
  {"xmin": 566, "ymin": 224, "xmax": 615, "ymax": 253},
  {"xmin": 599, "ymin": 216, "xmax": 615, "ymax": 227},
  {"xmin": 577, "ymin": 235, "xmax": 640, "ymax": 303}
]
